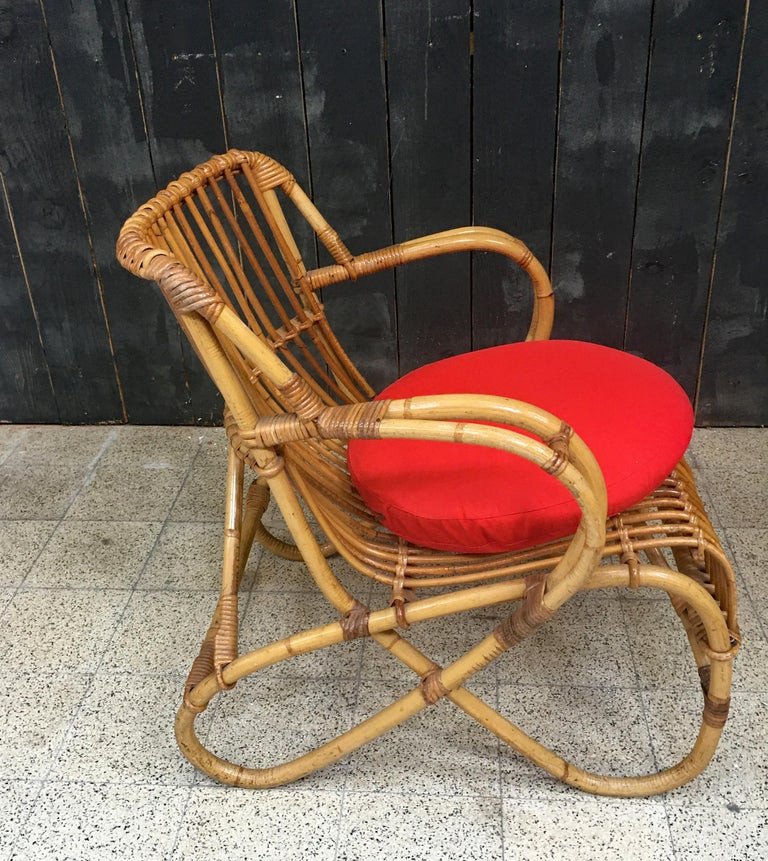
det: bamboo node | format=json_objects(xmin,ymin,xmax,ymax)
[
  {"xmin": 420, "ymin": 669, "xmax": 449, "ymax": 705},
  {"xmin": 340, "ymin": 600, "xmax": 370, "ymax": 641}
]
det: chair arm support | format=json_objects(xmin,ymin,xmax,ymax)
[
  {"xmin": 301, "ymin": 226, "xmax": 554, "ymax": 341},
  {"xmin": 230, "ymin": 395, "xmax": 606, "ymax": 609}
]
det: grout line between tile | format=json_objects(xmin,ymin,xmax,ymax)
[
  {"xmin": 7, "ymin": 427, "xmax": 201, "ymax": 859},
  {"xmin": 0, "ymin": 429, "xmax": 120, "ymax": 628}
]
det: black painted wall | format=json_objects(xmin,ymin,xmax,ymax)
[{"xmin": 0, "ymin": 0, "xmax": 764, "ymax": 425}]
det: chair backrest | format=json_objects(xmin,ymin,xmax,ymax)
[
  {"xmin": 117, "ymin": 149, "xmax": 374, "ymax": 422},
  {"xmin": 118, "ymin": 150, "xmax": 385, "ymax": 553}
]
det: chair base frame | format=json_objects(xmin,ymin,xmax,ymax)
[{"xmin": 176, "ymin": 444, "xmax": 739, "ymax": 797}]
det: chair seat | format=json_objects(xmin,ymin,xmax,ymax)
[{"xmin": 348, "ymin": 340, "xmax": 694, "ymax": 554}]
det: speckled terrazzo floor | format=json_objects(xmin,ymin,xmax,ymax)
[{"xmin": 0, "ymin": 425, "xmax": 766, "ymax": 861}]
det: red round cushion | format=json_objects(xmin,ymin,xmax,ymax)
[{"xmin": 347, "ymin": 340, "xmax": 693, "ymax": 554}]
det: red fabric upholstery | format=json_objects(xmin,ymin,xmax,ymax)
[{"xmin": 348, "ymin": 340, "xmax": 693, "ymax": 554}]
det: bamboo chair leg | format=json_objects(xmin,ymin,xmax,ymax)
[
  {"xmin": 176, "ymin": 553, "xmax": 733, "ymax": 796},
  {"xmin": 447, "ymin": 565, "xmax": 734, "ymax": 797},
  {"xmin": 183, "ymin": 445, "xmax": 244, "ymax": 700}
]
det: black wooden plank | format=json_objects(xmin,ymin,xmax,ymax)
[
  {"xmin": 385, "ymin": 0, "xmax": 472, "ymax": 374},
  {"xmin": 43, "ymin": 0, "xmax": 194, "ymax": 425},
  {"xmin": 0, "ymin": 0, "xmax": 123, "ymax": 423},
  {"xmin": 624, "ymin": 0, "xmax": 746, "ymax": 397},
  {"xmin": 697, "ymin": 2, "xmax": 767, "ymax": 426},
  {"xmin": 212, "ymin": 0, "xmax": 316, "ymax": 266},
  {"xmin": 472, "ymin": 0, "xmax": 560, "ymax": 349},
  {"xmin": 296, "ymin": 1, "xmax": 397, "ymax": 390},
  {"xmin": 550, "ymin": 0, "xmax": 652, "ymax": 346},
  {"xmin": 0, "ymin": 177, "xmax": 58, "ymax": 422},
  {"xmin": 127, "ymin": 0, "xmax": 229, "ymax": 422}
]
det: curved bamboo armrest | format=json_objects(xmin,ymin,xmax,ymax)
[
  {"xmin": 232, "ymin": 394, "xmax": 607, "ymax": 612},
  {"xmin": 301, "ymin": 226, "xmax": 554, "ymax": 341}
]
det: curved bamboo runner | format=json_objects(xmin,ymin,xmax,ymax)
[{"xmin": 117, "ymin": 150, "xmax": 739, "ymax": 796}]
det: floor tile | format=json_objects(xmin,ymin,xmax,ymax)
[
  {"xmin": 193, "ymin": 430, "xmax": 229, "ymax": 471},
  {"xmin": 359, "ymin": 604, "xmax": 508, "ymax": 683},
  {"xmin": 238, "ymin": 591, "xmax": 363, "ymax": 678},
  {"xmin": 101, "ymin": 591, "xmax": 219, "ymax": 674},
  {"xmin": 495, "ymin": 593, "xmax": 637, "ymax": 689},
  {"xmin": 0, "ymin": 589, "xmax": 129, "ymax": 672},
  {"xmin": 0, "ymin": 463, "xmax": 85, "ymax": 519},
  {"xmin": 0, "ymin": 781, "xmax": 39, "ymax": 861},
  {"xmin": 51, "ymin": 673, "xmax": 204, "ymax": 785},
  {"xmin": 138, "ymin": 522, "xmax": 240, "ymax": 591},
  {"xmin": 11, "ymin": 783, "xmax": 188, "ymax": 861},
  {"xmin": 200, "ymin": 675, "xmax": 359, "ymax": 789},
  {"xmin": 623, "ymin": 597, "xmax": 766, "ymax": 692},
  {"xmin": 252, "ymin": 547, "xmax": 369, "ymax": 596},
  {"xmin": 502, "ymin": 797, "xmax": 673, "ymax": 860},
  {"xmin": 11, "ymin": 425, "xmax": 114, "ymax": 469},
  {"xmin": 97, "ymin": 425, "xmax": 202, "ymax": 471},
  {"xmin": 701, "ymin": 468, "xmax": 768, "ymax": 529},
  {"xmin": 0, "ymin": 673, "xmax": 91, "ymax": 779},
  {"xmin": 172, "ymin": 787, "xmax": 342, "ymax": 860},
  {"xmin": 169, "ymin": 464, "xmax": 225, "ymax": 522},
  {"xmin": 0, "ymin": 587, "xmax": 14, "ymax": 616},
  {"xmin": 667, "ymin": 804, "xmax": 768, "ymax": 861},
  {"xmin": 0, "ymin": 521, "xmax": 57, "ymax": 586},
  {"xmin": 0, "ymin": 425, "xmax": 28, "ymax": 465},
  {"xmin": 25, "ymin": 521, "xmax": 162, "ymax": 588},
  {"xmin": 346, "ymin": 680, "xmax": 500, "ymax": 797},
  {"xmin": 690, "ymin": 428, "xmax": 768, "ymax": 473},
  {"xmin": 66, "ymin": 465, "xmax": 188, "ymax": 521},
  {"xmin": 498, "ymin": 685, "xmax": 656, "ymax": 799},
  {"xmin": 725, "ymin": 527, "xmax": 768, "ymax": 631},
  {"xmin": 338, "ymin": 793, "xmax": 503, "ymax": 861},
  {"xmin": 0, "ymin": 424, "xmax": 762, "ymax": 861},
  {"xmin": 643, "ymin": 689, "xmax": 768, "ymax": 808}
]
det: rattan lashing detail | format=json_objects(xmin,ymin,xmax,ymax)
[
  {"xmin": 340, "ymin": 600, "xmax": 371, "ymax": 641},
  {"xmin": 420, "ymin": 668, "xmax": 450, "ymax": 705},
  {"xmin": 117, "ymin": 149, "xmax": 739, "ymax": 797},
  {"xmin": 494, "ymin": 570, "xmax": 553, "ymax": 649}
]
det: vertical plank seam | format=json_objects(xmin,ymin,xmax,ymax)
[
  {"xmin": 692, "ymin": 0, "xmax": 751, "ymax": 420},
  {"xmin": 207, "ymin": 0, "xmax": 230, "ymax": 151},
  {"xmin": 547, "ymin": 0, "xmax": 566, "ymax": 281},
  {"xmin": 292, "ymin": 0, "xmax": 320, "ymax": 270},
  {"xmin": 468, "ymin": 0, "xmax": 475, "ymax": 351},
  {"xmin": 0, "ymin": 172, "xmax": 59, "ymax": 420},
  {"xmin": 380, "ymin": 0, "xmax": 401, "ymax": 377},
  {"xmin": 123, "ymin": 0, "xmax": 197, "ymax": 421},
  {"xmin": 622, "ymin": 0, "xmax": 657, "ymax": 351},
  {"xmin": 122, "ymin": 0, "xmax": 158, "ymax": 186},
  {"xmin": 38, "ymin": 0, "xmax": 128, "ymax": 422}
]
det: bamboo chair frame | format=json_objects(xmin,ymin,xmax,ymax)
[{"xmin": 117, "ymin": 149, "xmax": 739, "ymax": 796}]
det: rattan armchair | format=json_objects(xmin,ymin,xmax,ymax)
[{"xmin": 117, "ymin": 149, "xmax": 739, "ymax": 796}]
